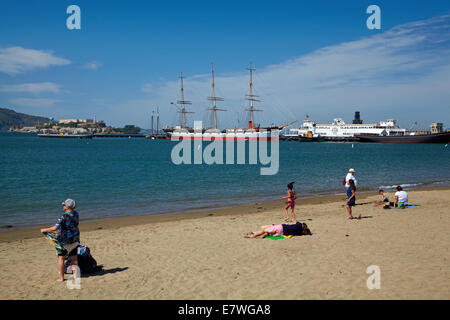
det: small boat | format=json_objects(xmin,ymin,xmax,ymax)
[
  {"xmin": 287, "ymin": 130, "xmax": 324, "ymax": 142},
  {"xmin": 38, "ymin": 133, "xmax": 93, "ymax": 139}
]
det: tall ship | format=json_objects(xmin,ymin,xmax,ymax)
[
  {"xmin": 167, "ymin": 62, "xmax": 295, "ymax": 141},
  {"xmin": 162, "ymin": 72, "xmax": 199, "ymax": 136}
]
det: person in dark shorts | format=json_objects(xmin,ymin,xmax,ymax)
[
  {"xmin": 377, "ymin": 189, "xmax": 390, "ymax": 206},
  {"xmin": 245, "ymin": 221, "xmax": 312, "ymax": 238},
  {"xmin": 41, "ymin": 199, "xmax": 80, "ymax": 282},
  {"xmin": 346, "ymin": 179, "xmax": 356, "ymax": 219}
]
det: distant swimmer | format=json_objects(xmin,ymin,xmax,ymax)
[{"xmin": 282, "ymin": 182, "xmax": 298, "ymax": 223}]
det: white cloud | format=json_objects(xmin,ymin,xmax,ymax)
[
  {"xmin": 82, "ymin": 61, "xmax": 102, "ymax": 70},
  {"xmin": 129, "ymin": 14, "xmax": 450, "ymax": 129},
  {"xmin": 0, "ymin": 82, "xmax": 61, "ymax": 94},
  {"xmin": 0, "ymin": 46, "xmax": 71, "ymax": 75},
  {"xmin": 9, "ymin": 98, "xmax": 60, "ymax": 107},
  {"xmin": 141, "ymin": 83, "xmax": 154, "ymax": 93}
]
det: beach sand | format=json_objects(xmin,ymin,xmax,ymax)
[{"xmin": 0, "ymin": 187, "xmax": 448, "ymax": 300}]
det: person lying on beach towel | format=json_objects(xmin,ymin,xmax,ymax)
[{"xmin": 244, "ymin": 221, "xmax": 311, "ymax": 238}]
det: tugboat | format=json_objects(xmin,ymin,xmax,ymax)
[{"xmin": 298, "ymin": 131, "xmax": 324, "ymax": 142}]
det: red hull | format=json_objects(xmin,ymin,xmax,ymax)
[{"xmin": 167, "ymin": 136, "xmax": 279, "ymax": 141}]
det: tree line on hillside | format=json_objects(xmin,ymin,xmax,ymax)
[{"xmin": 0, "ymin": 108, "xmax": 50, "ymax": 132}]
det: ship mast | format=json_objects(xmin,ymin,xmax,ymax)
[
  {"xmin": 177, "ymin": 72, "xmax": 194, "ymax": 128},
  {"xmin": 245, "ymin": 61, "xmax": 263, "ymax": 129},
  {"xmin": 207, "ymin": 63, "xmax": 226, "ymax": 129}
]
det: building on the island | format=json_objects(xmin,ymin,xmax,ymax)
[
  {"xmin": 58, "ymin": 119, "xmax": 94, "ymax": 125},
  {"xmin": 8, "ymin": 126, "xmax": 38, "ymax": 133},
  {"xmin": 59, "ymin": 127, "xmax": 88, "ymax": 134},
  {"xmin": 19, "ymin": 126, "xmax": 39, "ymax": 133},
  {"xmin": 58, "ymin": 119, "xmax": 78, "ymax": 124}
]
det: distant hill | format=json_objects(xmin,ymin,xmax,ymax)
[{"xmin": 0, "ymin": 108, "xmax": 51, "ymax": 131}]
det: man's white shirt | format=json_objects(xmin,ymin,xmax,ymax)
[
  {"xmin": 395, "ymin": 190, "xmax": 408, "ymax": 204},
  {"xmin": 345, "ymin": 173, "xmax": 357, "ymax": 187}
]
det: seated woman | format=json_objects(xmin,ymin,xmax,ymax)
[
  {"xmin": 394, "ymin": 186, "xmax": 409, "ymax": 208},
  {"xmin": 245, "ymin": 221, "xmax": 311, "ymax": 238}
]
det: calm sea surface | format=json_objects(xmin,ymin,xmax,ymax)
[{"xmin": 0, "ymin": 132, "xmax": 449, "ymax": 228}]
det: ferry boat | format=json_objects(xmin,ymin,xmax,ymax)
[
  {"xmin": 285, "ymin": 113, "xmax": 406, "ymax": 140},
  {"xmin": 166, "ymin": 62, "xmax": 295, "ymax": 141}
]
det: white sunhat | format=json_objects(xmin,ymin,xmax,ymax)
[{"xmin": 349, "ymin": 168, "xmax": 355, "ymax": 173}]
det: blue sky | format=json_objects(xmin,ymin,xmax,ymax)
[{"xmin": 1, "ymin": 0, "xmax": 449, "ymax": 129}]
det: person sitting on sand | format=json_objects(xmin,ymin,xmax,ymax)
[
  {"xmin": 394, "ymin": 186, "xmax": 409, "ymax": 208},
  {"xmin": 245, "ymin": 221, "xmax": 311, "ymax": 238},
  {"xmin": 377, "ymin": 189, "xmax": 389, "ymax": 205},
  {"xmin": 346, "ymin": 179, "xmax": 356, "ymax": 219},
  {"xmin": 282, "ymin": 182, "xmax": 298, "ymax": 223},
  {"xmin": 40, "ymin": 199, "xmax": 80, "ymax": 282}
]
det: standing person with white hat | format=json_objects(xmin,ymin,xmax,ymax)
[
  {"xmin": 41, "ymin": 198, "xmax": 80, "ymax": 282},
  {"xmin": 345, "ymin": 168, "xmax": 357, "ymax": 189}
]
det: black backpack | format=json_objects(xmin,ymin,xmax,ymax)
[{"xmin": 65, "ymin": 245, "xmax": 103, "ymax": 274}]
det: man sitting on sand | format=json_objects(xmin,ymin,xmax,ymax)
[
  {"xmin": 245, "ymin": 221, "xmax": 312, "ymax": 238},
  {"xmin": 41, "ymin": 199, "xmax": 80, "ymax": 282}
]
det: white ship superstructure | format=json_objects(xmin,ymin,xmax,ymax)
[{"xmin": 286, "ymin": 117, "xmax": 406, "ymax": 138}]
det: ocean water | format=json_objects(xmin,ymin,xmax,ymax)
[{"xmin": 0, "ymin": 132, "xmax": 449, "ymax": 228}]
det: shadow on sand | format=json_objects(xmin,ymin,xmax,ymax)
[
  {"xmin": 352, "ymin": 215, "xmax": 373, "ymax": 220},
  {"xmin": 81, "ymin": 267, "xmax": 129, "ymax": 278}
]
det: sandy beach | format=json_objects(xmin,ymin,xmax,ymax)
[{"xmin": 0, "ymin": 187, "xmax": 448, "ymax": 300}]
